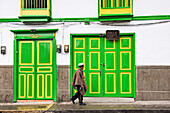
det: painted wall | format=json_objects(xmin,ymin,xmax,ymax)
[
  {"xmin": 1, "ymin": 0, "xmax": 170, "ymax": 18},
  {"xmin": 1, "ymin": 20, "xmax": 170, "ymax": 65}
]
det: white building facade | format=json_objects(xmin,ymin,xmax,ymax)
[{"xmin": 0, "ymin": 0, "xmax": 169, "ymax": 102}]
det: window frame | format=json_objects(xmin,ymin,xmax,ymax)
[{"xmin": 99, "ymin": 0, "xmax": 133, "ymax": 17}]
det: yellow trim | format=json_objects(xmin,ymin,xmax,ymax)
[
  {"xmin": 37, "ymin": 74, "xmax": 44, "ymax": 98},
  {"xmin": 36, "ymin": 0, "xmax": 38, "ymax": 8},
  {"xmin": 15, "ymin": 102, "xmax": 54, "ymax": 111},
  {"xmin": 89, "ymin": 73, "xmax": 100, "ymax": 94},
  {"xmin": 105, "ymin": 38, "xmax": 115, "ymax": 49},
  {"xmin": 19, "ymin": 74, "xmax": 26, "ymax": 98},
  {"xmin": 122, "ymin": 0, "xmax": 124, "ymax": 7},
  {"xmin": 100, "ymin": 8, "xmax": 132, "ymax": 15},
  {"xmin": 103, "ymin": 0, "xmax": 105, "ymax": 8},
  {"xmin": 105, "ymin": 52, "xmax": 116, "ymax": 70},
  {"xmin": 45, "ymin": 74, "xmax": 52, "ymax": 98},
  {"xmin": 74, "ymin": 38, "xmax": 85, "ymax": 49},
  {"xmin": 14, "ymin": 34, "xmax": 16, "ymax": 38},
  {"xmin": 41, "ymin": 0, "xmax": 43, "ymax": 8},
  {"xmin": 111, "ymin": 0, "xmax": 113, "ymax": 7},
  {"xmin": 89, "ymin": 52, "xmax": 100, "ymax": 70},
  {"xmin": 21, "ymin": 10, "xmax": 49, "ymax": 16},
  {"xmin": 89, "ymin": 38, "xmax": 100, "ymax": 49},
  {"xmin": 53, "ymin": 33, "xmax": 55, "ymax": 37},
  {"xmin": 19, "ymin": 66, "xmax": 34, "ymax": 73},
  {"xmin": 74, "ymin": 51, "xmax": 85, "ymax": 70},
  {"xmin": 120, "ymin": 37, "xmax": 131, "ymax": 49},
  {"xmin": 31, "ymin": 0, "xmax": 32, "ymax": 8},
  {"xmin": 37, "ymin": 67, "xmax": 52, "ymax": 72},
  {"xmin": 125, "ymin": 0, "xmax": 128, "ymax": 7},
  {"xmin": 105, "ymin": 73, "xmax": 116, "ymax": 94},
  {"xmin": 120, "ymin": 51, "xmax": 131, "ymax": 70},
  {"xmin": 27, "ymin": 74, "xmax": 34, "ymax": 98},
  {"xmin": 37, "ymin": 41, "xmax": 52, "ymax": 65},
  {"xmin": 120, "ymin": 72, "xmax": 131, "ymax": 94},
  {"xmin": 117, "ymin": 0, "xmax": 119, "ymax": 7},
  {"xmin": 19, "ymin": 41, "xmax": 34, "ymax": 65}
]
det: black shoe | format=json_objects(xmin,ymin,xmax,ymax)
[
  {"xmin": 70, "ymin": 98, "xmax": 75, "ymax": 104},
  {"xmin": 79, "ymin": 102, "xmax": 86, "ymax": 105}
]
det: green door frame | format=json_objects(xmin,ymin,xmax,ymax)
[
  {"xmin": 11, "ymin": 29, "xmax": 58, "ymax": 102},
  {"xmin": 70, "ymin": 33, "xmax": 136, "ymax": 98}
]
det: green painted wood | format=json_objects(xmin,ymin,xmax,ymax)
[
  {"xmin": 13, "ymin": 39, "xmax": 17, "ymax": 102},
  {"xmin": 71, "ymin": 34, "xmax": 135, "ymax": 98},
  {"xmin": 17, "ymin": 40, "xmax": 54, "ymax": 100},
  {"xmin": 18, "ymin": 40, "xmax": 35, "ymax": 99}
]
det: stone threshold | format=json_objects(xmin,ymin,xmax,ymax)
[{"xmin": 75, "ymin": 97, "xmax": 135, "ymax": 103}]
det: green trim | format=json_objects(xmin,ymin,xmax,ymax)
[
  {"xmin": 0, "ymin": 18, "xmax": 21, "ymax": 22},
  {"xmin": 11, "ymin": 29, "xmax": 58, "ymax": 33},
  {"xmin": 53, "ymin": 39, "xmax": 57, "ymax": 102},
  {"xmin": 133, "ymin": 33, "xmax": 136, "ymax": 98},
  {"xmin": 13, "ymin": 39, "xmax": 17, "ymax": 102},
  {"xmin": 1, "ymin": 15, "xmax": 170, "ymax": 23},
  {"xmin": 51, "ymin": 17, "xmax": 99, "ymax": 22},
  {"xmin": 133, "ymin": 15, "xmax": 170, "ymax": 20},
  {"xmin": 70, "ymin": 34, "xmax": 73, "ymax": 98},
  {"xmin": 19, "ymin": 16, "xmax": 51, "ymax": 22}
]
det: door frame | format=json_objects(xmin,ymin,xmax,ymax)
[
  {"xmin": 70, "ymin": 33, "xmax": 136, "ymax": 98},
  {"xmin": 11, "ymin": 29, "xmax": 58, "ymax": 102}
]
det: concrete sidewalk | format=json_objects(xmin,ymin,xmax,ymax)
[{"xmin": 0, "ymin": 100, "xmax": 169, "ymax": 113}]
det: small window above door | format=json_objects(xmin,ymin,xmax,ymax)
[{"xmin": 19, "ymin": 0, "xmax": 51, "ymax": 22}]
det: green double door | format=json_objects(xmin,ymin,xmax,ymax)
[
  {"xmin": 72, "ymin": 35, "xmax": 135, "ymax": 97},
  {"xmin": 17, "ymin": 40, "xmax": 54, "ymax": 100}
]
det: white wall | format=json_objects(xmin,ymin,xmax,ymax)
[
  {"xmin": 1, "ymin": 0, "xmax": 170, "ymax": 18},
  {"xmin": 0, "ymin": 0, "xmax": 20, "ymax": 18},
  {"xmin": 1, "ymin": 20, "xmax": 170, "ymax": 65},
  {"xmin": 133, "ymin": 0, "xmax": 170, "ymax": 16},
  {"xmin": 52, "ymin": 0, "xmax": 98, "ymax": 18}
]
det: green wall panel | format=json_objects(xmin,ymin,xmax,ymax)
[
  {"xmin": 106, "ymin": 52, "xmax": 115, "ymax": 69},
  {"xmin": 106, "ymin": 74, "xmax": 115, "ymax": 92},
  {"xmin": 91, "ymin": 53, "xmax": 99, "ymax": 69},
  {"xmin": 122, "ymin": 73, "xmax": 130, "ymax": 92},
  {"xmin": 76, "ymin": 39, "xmax": 84, "ymax": 48},
  {"xmin": 39, "ymin": 42, "xmax": 51, "ymax": 64},
  {"xmin": 122, "ymin": 53, "xmax": 130, "ymax": 69},
  {"xmin": 21, "ymin": 43, "xmax": 33, "ymax": 64}
]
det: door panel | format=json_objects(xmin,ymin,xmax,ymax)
[
  {"xmin": 118, "ymin": 37, "xmax": 134, "ymax": 97},
  {"xmin": 18, "ymin": 40, "xmax": 54, "ymax": 100},
  {"xmin": 36, "ymin": 40, "xmax": 53, "ymax": 99},
  {"xmin": 18, "ymin": 41, "xmax": 35, "ymax": 99},
  {"xmin": 88, "ymin": 38, "xmax": 102, "ymax": 96},
  {"xmin": 103, "ymin": 38, "xmax": 118, "ymax": 97}
]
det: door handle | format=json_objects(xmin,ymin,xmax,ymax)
[{"xmin": 100, "ymin": 70, "xmax": 101, "ymax": 76}]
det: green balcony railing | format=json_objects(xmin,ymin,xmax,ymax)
[{"xmin": 101, "ymin": 0, "xmax": 130, "ymax": 9}]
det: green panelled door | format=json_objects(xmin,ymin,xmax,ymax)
[
  {"xmin": 72, "ymin": 35, "xmax": 135, "ymax": 97},
  {"xmin": 18, "ymin": 40, "xmax": 54, "ymax": 100}
]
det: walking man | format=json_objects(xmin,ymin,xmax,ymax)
[{"xmin": 71, "ymin": 63, "xmax": 87, "ymax": 105}]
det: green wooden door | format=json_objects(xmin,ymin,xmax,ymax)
[
  {"xmin": 71, "ymin": 34, "xmax": 135, "ymax": 97},
  {"xmin": 18, "ymin": 40, "xmax": 54, "ymax": 100}
]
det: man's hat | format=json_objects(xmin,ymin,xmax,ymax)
[{"xmin": 78, "ymin": 63, "xmax": 84, "ymax": 67}]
